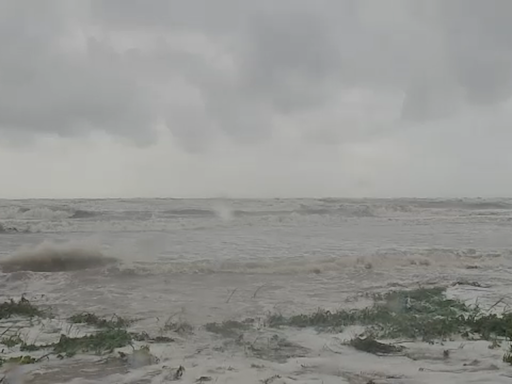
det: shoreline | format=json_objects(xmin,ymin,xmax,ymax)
[{"xmin": 1, "ymin": 285, "xmax": 511, "ymax": 383}]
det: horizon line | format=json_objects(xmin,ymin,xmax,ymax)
[{"xmin": 0, "ymin": 196, "xmax": 507, "ymax": 200}]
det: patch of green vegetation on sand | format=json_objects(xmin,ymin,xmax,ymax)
[
  {"xmin": 69, "ymin": 312, "xmax": 132, "ymax": 329},
  {"xmin": 0, "ymin": 298, "xmax": 136, "ymax": 368},
  {"xmin": 1, "ymin": 334, "xmax": 23, "ymax": 348},
  {"xmin": 52, "ymin": 328, "xmax": 133, "ymax": 357},
  {"xmin": 0, "ymin": 297, "xmax": 46, "ymax": 320},
  {"xmin": 0, "ymin": 297, "xmax": 185, "ymax": 371},
  {"xmin": 268, "ymin": 286, "xmax": 512, "ymax": 363},
  {"xmin": 0, "ymin": 355, "xmax": 37, "ymax": 367}
]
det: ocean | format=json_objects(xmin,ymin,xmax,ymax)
[{"xmin": 1, "ymin": 198, "xmax": 512, "ymax": 383}]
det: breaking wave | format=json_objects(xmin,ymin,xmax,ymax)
[
  {"xmin": 396, "ymin": 199, "xmax": 512, "ymax": 210},
  {"xmin": 162, "ymin": 208, "xmax": 216, "ymax": 217},
  {"xmin": 2, "ymin": 199, "xmax": 511, "ymax": 227},
  {"xmin": 69, "ymin": 210, "xmax": 101, "ymax": 219},
  {"xmin": 161, "ymin": 205, "xmax": 377, "ymax": 219},
  {"xmin": 0, "ymin": 241, "xmax": 118, "ymax": 273},
  {"xmin": 154, "ymin": 199, "xmax": 512, "ymax": 220},
  {"xmin": 319, "ymin": 198, "xmax": 512, "ymax": 211},
  {"xmin": 0, "ymin": 206, "xmax": 102, "ymax": 221},
  {"xmin": 0, "ymin": 223, "xmax": 30, "ymax": 234}
]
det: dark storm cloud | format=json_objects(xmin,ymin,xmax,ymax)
[
  {"xmin": 93, "ymin": 0, "xmax": 512, "ymax": 132},
  {"xmin": 1, "ymin": 0, "xmax": 512, "ymax": 147},
  {"xmin": 0, "ymin": 1, "xmax": 158, "ymax": 143}
]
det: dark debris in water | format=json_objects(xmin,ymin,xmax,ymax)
[
  {"xmin": 196, "ymin": 376, "xmax": 213, "ymax": 383},
  {"xmin": 349, "ymin": 337, "xmax": 404, "ymax": 355},
  {"xmin": 247, "ymin": 334, "xmax": 310, "ymax": 363},
  {"xmin": 164, "ymin": 320, "xmax": 194, "ymax": 335},
  {"xmin": 204, "ymin": 320, "xmax": 251, "ymax": 338}
]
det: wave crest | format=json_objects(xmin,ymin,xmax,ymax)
[
  {"xmin": 0, "ymin": 241, "xmax": 118, "ymax": 272},
  {"xmin": 0, "ymin": 223, "xmax": 30, "ymax": 234},
  {"xmin": 0, "ymin": 206, "xmax": 102, "ymax": 221}
]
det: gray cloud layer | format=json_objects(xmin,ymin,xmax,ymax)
[{"xmin": 1, "ymin": 0, "xmax": 512, "ymax": 148}]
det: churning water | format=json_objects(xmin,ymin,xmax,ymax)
[{"xmin": 1, "ymin": 198, "xmax": 512, "ymax": 383}]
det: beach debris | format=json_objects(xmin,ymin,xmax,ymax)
[
  {"xmin": 260, "ymin": 374, "xmax": 281, "ymax": 384},
  {"xmin": 349, "ymin": 337, "xmax": 404, "ymax": 355},
  {"xmin": 196, "ymin": 376, "xmax": 213, "ymax": 383},
  {"xmin": 174, "ymin": 365, "xmax": 185, "ymax": 380}
]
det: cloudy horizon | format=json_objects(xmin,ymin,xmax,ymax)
[{"xmin": 1, "ymin": 0, "xmax": 512, "ymax": 199}]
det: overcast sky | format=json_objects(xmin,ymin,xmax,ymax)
[{"xmin": 1, "ymin": 0, "xmax": 512, "ymax": 198}]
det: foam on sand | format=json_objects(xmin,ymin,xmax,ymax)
[
  {"xmin": 2, "ymin": 285, "xmax": 512, "ymax": 384},
  {"xmin": 0, "ymin": 241, "xmax": 118, "ymax": 273}
]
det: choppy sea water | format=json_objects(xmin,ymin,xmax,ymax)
[{"xmin": 1, "ymin": 198, "xmax": 512, "ymax": 383}]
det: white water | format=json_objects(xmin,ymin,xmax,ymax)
[{"xmin": 1, "ymin": 198, "xmax": 512, "ymax": 383}]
